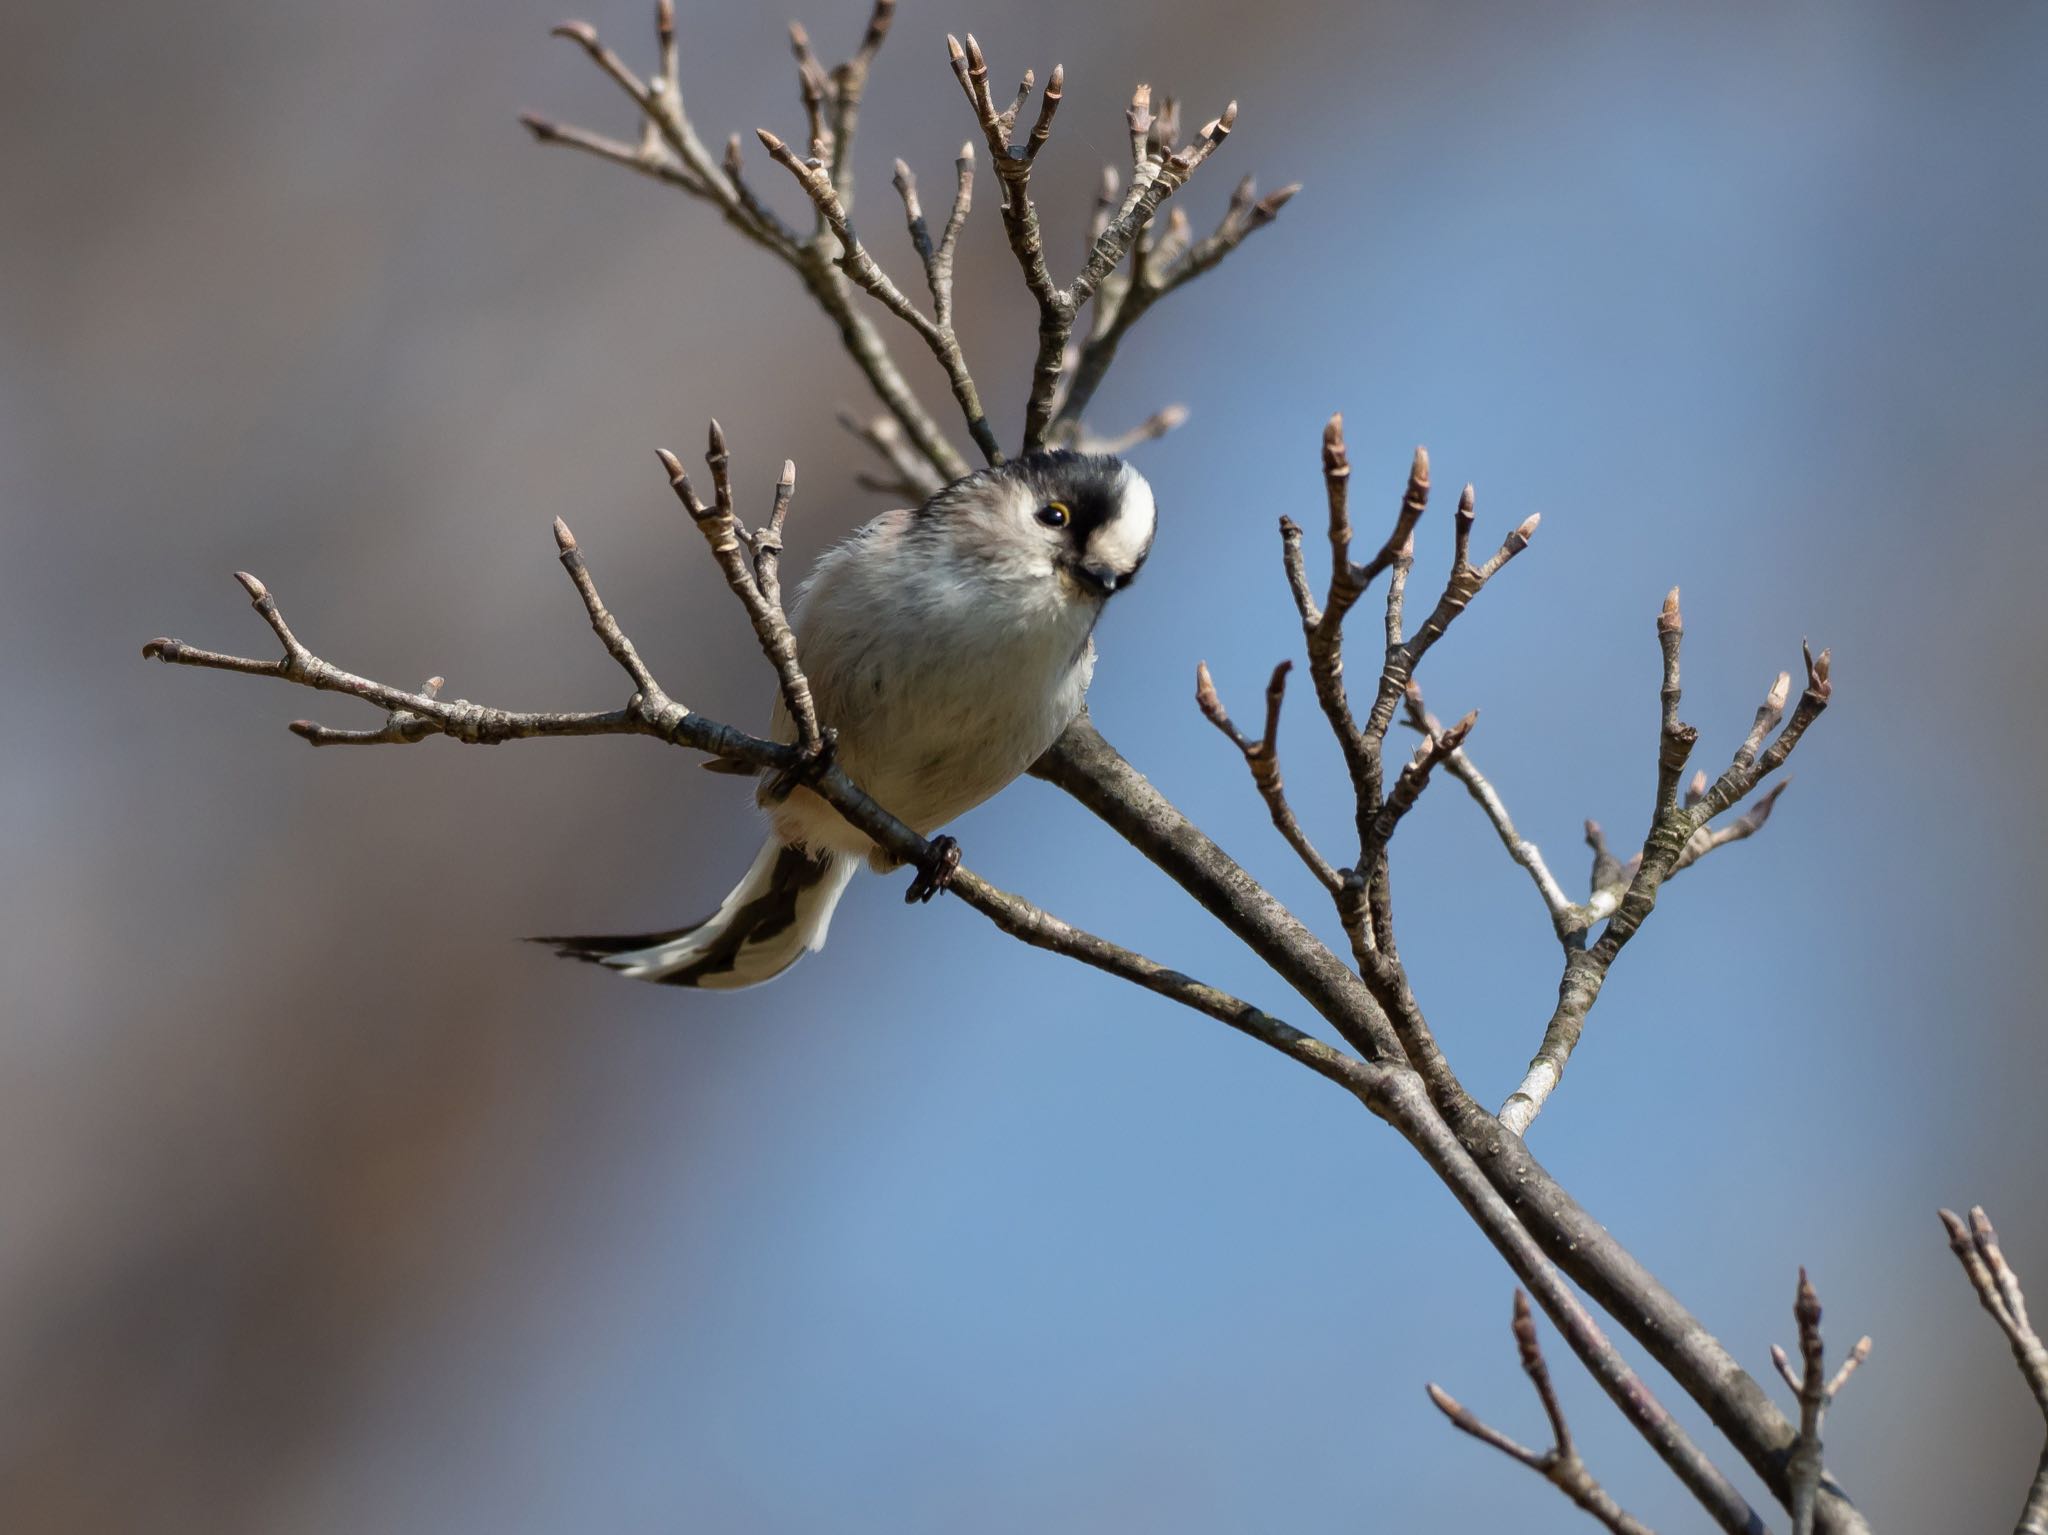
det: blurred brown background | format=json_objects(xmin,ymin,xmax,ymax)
[{"xmin": 5, "ymin": 1, "xmax": 2046, "ymax": 1530}]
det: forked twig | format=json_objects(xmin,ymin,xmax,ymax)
[
  {"xmin": 1428, "ymin": 1291, "xmax": 1658, "ymax": 1535},
  {"xmin": 1941, "ymin": 1207, "xmax": 2048, "ymax": 1535},
  {"xmin": 1768, "ymin": 1269, "xmax": 1872, "ymax": 1535}
]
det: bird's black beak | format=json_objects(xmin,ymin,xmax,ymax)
[{"xmin": 1073, "ymin": 560, "xmax": 1120, "ymax": 596}]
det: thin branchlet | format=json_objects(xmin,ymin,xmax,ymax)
[
  {"xmin": 1498, "ymin": 629, "xmax": 1830, "ymax": 1136},
  {"xmin": 1940, "ymin": 1207, "xmax": 2048, "ymax": 1535},
  {"xmin": 1428, "ymin": 1290, "xmax": 1660, "ymax": 1535},
  {"xmin": 1768, "ymin": 1268, "xmax": 1871, "ymax": 1535},
  {"xmin": 527, "ymin": 6, "xmax": 970, "ymax": 481}
]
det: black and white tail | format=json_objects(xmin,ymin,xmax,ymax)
[{"xmin": 536, "ymin": 839, "xmax": 859, "ymax": 989}]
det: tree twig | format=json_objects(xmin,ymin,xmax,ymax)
[
  {"xmin": 1768, "ymin": 1269, "xmax": 1871, "ymax": 1535},
  {"xmin": 1402, "ymin": 681, "xmax": 1577, "ymax": 936},
  {"xmin": 757, "ymin": 128, "xmax": 1003, "ymax": 466},
  {"xmin": 943, "ymin": 33, "xmax": 1244, "ymax": 451},
  {"xmin": 656, "ymin": 423, "xmax": 822, "ymax": 754},
  {"xmin": 1195, "ymin": 660, "xmax": 1343, "ymax": 896},
  {"xmin": 1429, "ymin": 1290, "xmax": 1659, "ymax": 1535},
  {"xmin": 528, "ymin": 6, "xmax": 971, "ymax": 482},
  {"xmin": 838, "ymin": 408, "xmax": 944, "ymax": 501},
  {"xmin": 1941, "ymin": 1206, "xmax": 2048, "ymax": 1535},
  {"xmin": 1051, "ymin": 175, "xmax": 1298, "ymax": 433},
  {"xmin": 1497, "ymin": 622, "xmax": 1830, "ymax": 1136}
]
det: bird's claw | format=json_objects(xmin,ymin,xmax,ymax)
[
  {"xmin": 763, "ymin": 728, "xmax": 838, "ymax": 802},
  {"xmin": 904, "ymin": 835, "xmax": 961, "ymax": 904}
]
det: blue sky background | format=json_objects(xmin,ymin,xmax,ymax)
[{"xmin": 4, "ymin": 1, "xmax": 2046, "ymax": 1530}]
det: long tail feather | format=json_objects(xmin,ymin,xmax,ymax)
[{"xmin": 533, "ymin": 839, "xmax": 857, "ymax": 990}]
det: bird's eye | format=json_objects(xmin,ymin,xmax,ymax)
[{"xmin": 1036, "ymin": 502, "xmax": 1070, "ymax": 529}]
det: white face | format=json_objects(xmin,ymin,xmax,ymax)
[
  {"xmin": 1007, "ymin": 459, "xmax": 1157, "ymax": 598},
  {"xmin": 1088, "ymin": 464, "xmax": 1156, "ymax": 579}
]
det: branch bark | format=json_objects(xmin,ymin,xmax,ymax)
[{"xmin": 1941, "ymin": 1207, "xmax": 2048, "ymax": 1535}]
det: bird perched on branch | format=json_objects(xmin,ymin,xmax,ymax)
[{"xmin": 539, "ymin": 449, "xmax": 1157, "ymax": 987}]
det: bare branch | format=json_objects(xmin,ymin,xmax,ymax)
[
  {"xmin": 1429, "ymin": 1290, "xmax": 1659, "ymax": 1535},
  {"xmin": 1361, "ymin": 480, "xmax": 1538, "ymax": 749},
  {"xmin": 1290, "ymin": 416, "xmax": 1374, "ymax": 798},
  {"xmin": 1040, "ymin": 716, "xmax": 1863, "ymax": 1530},
  {"xmin": 1403, "ymin": 681, "xmax": 1576, "ymax": 934},
  {"xmin": 551, "ymin": 515, "xmax": 661, "ymax": 696},
  {"xmin": 286, "ymin": 675, "xmax": 446, "ymax": 748},
  {"xmin": 1498, "ymin": 629, "xmax": 1832, "ymax": 1137},
  {"xmin": 892, "ymin": 146, "xmax": 974, "ymax": 333},
  {"xmin": 145, "ymin": 468, "xmax": 1376, "ymax": 1115},
  {"xmin": 838, "ymin": 408, "xmax": 945, "ymax": 501},
  {"xmin": 1195, "ymin": 660, "xmax": 1343, "ymax": 895},
  {"xmin": 943, "ymin": 35, "xmax": 1247, "ymax": 452},
  {"xmin": 1069, "ymin": 402, "xmax": 1189, "ymax": 456},
  {"xmin": 1770, "ymin": 1269, "xmax": 1870, "ymax": 1535},
  {"xmin": 757, "ymin": 128, "xmax": 1003, "ymax": 466},
  {"xmin": 1654, "ymin": 587, "xmax": 1698, "ymax": 818},
  {"xmin": 1672, "ymin": 781, "xmax": 1791, "ymax": 873},
  {"xmin": 531, "ymin": 9, "xmax": 971, "ymax": 484},
  {"xmin": 1052, "ymin": 175, "xmax": 1298, "ymax": 432},
  {"xmin": 1941, "ymin": 1207, "xmax": 2048, "ymax": 1535},
  {"xmin": 1368, "ymin": 707, "xmax": 1477, "ymax": 852},
  {"xmin": 828, "ymin": 0, "xmax": 898, "ymax": 204},
  {"xmin": 518, "ymin": 111, "xmax": 713, "ymax": 198},
  {"xmin": 656, "ymin": 423, "xmax": 821, "ymax": 755}
]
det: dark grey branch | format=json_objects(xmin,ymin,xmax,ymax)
[{"xmin": 1034, "ymin": 722, "xmax": 1777, "ymax": 1535}]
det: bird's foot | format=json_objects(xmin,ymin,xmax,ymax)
[
  {"xmin": 762, "ymin": 728, "xmax": 838, "ymax": 803},
  {"xmin": 904, "ymin": 835, "xmax": 961, "ymax": 905}
]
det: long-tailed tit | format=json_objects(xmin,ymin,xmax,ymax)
[{"xmin": 539, "ymin": 449, "xmax": 1157, "ymax": 987}]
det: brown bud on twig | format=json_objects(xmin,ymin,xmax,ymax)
[
  {"xmin": 1804, "ymin": 639, "xmax": 1833, "ymax": 701},
  {"xmin": 1252, "ymin": 183, "xmax": 1300, "ymax": 224},
  {"xmin": 1322, "ymin": 414, "xmax": 1349, "ymax": 478},
  {"xmin": 1128, "ymin": 82, "xmax": 1153, "ymax": 123},
  {"xmin": 1406, "ymin": 445, "xmax": 1430, "ymax": 504},
  {"xmin": 1659, "ymin": 585, "xmax": 1683, "ymax": 634},
  {"xmin": 1194, "ymin": 660, "xmax": 1226, "ymax": 729}
]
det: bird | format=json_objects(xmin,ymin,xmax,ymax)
[{"xmin": 537, "ymin": 448, "xmax": 1157, "ymax": 988}]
